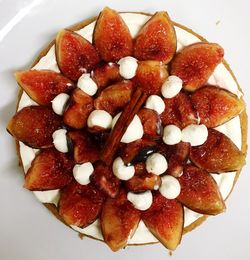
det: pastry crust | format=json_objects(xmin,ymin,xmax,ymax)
[{"xmin": 15, "ymin": 11, "xmax": 247, "ymax": 246}]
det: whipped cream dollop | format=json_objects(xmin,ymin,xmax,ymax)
[
  {"xmin": 182, "ymin": 124, "xmax": 208, "ymax": 146},
  {"xmin": 87, "ymin": 110, "xmax": 112, "ymax": 129},
  {"xmin": 146, "ymin": 153, "xmax": 168, "ymax": 175},
  {"xmin": 127, "ymin": 191, "xmax": 153, "ymax": 211},
  {"xmin": 77, "ymin": 73, "xmax": 98, "ymax": 96},
  {"xmin": 52, "ymin": 129, "xmax": 68, "ymax": 153},
  {"xmin": 51, "ymin": 93, "xmax": 70, "ymax": 115},
  {"xmin": 145, "ymin": 95, "xmax": 165, "ymax": 114},
  {"xmin": 73, "ymin": 162, "xmax": 94, "ymax": 185},
  {"xmin": 159, "ymin": 175, "xmax": 181, "ymax": 199},
  {"xmin": 161, "ymin": 75, "xmax": 183, "ymax": 98},
  {"xmin": 118, "ymin": 56, "xmax": 138, "ymax": 79},
  {"xmin": 163, "ymin": 124, "xmax": 182, "ymax": 145},
  {"xmin": 112, "ymin": 113, "xmax": 143, "ymax": 143},
  {"xmin": 112, "ymin": 157, "xmax": 135, "ymax": 180}
]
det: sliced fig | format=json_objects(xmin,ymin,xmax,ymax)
[
  {"xmin": 100, "ymin": 189, "xmax": 140, "ymax": 251},
  {"xmin": 142, "ymin": 192, "xmax": 184, "ymax": 250},
  {"xmin": 15, "ymin": 70, "xmax": 74, "ymax": 106},
  {"xmin": 190, "ymin": 129, "xmax": 245, "ymax": 172},
  {"xmin": 119, "ymin": 138, "xmax": 157, "ymax": 164},
  {"xmin": 92, "ymin": 62, "xmax": 122, "ymax": 90},
  {"xmin": 157, "ymin": 141, "xmax": 190, "ymax": 177},
  {"xmin": 93, "ymin": 7, "xmax": 133, "ymax": 62},
  {"xmin": 67, "ymin": 131, "xmax": 99, "ymax": 163},
  {"xmin": 7, "ymin": 106, "xmax": 62, "ymax": 148},
  {"xmin": 125, "ymin": 163, "xmax": 161, "ymax": 192},
  {"xmin": 59, "ymin": 182, "xmax": 105, "ymax": 227},
  {"xmin": 63, "ymin": 88, "xmax": 94, "ymax": 129},
  {"xmin": 91, "ymin": 162, "xmax": 120, "ymax": 198},
  {"xmin": 177, "ymin": 165, "xmax": 225, "ymax": 215},
  {"xmin": 134, "ymin": 11, "xmax": 176, "ymax": 63},
  {"xmin": 56, "ymin": 29, "xmax": 100, "ymax": 81},
  {"xmin": 160, "ymin": 91, "xmax": 198, "ymax": 128},
  {"xmin": 25, "ymin": 148, "xmax": 74, "ymax": 190},
  {"xmin": 133, "ymin": 61, "xmax": 168, "ymax": 95},
  {"xmin": 94, "ymin": 80, "xmax": 133, "ymax": 115},
  {"xmin": 171, "ymin": 42, "xmax": 224, "ymax": 91},
  {"xmin": 138, "ymin": 108, "xmax": 162, "ymax": 138},
  {"xmin": 191, "ymin": 85, "xmax": 245, "ymax": 128}
]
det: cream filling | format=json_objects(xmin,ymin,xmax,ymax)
[{"xmin": 18, "ymin": 13, "xmax": 243, "ymax": 244}]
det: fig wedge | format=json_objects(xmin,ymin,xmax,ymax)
[
  {"xmin": 177, "ymin": 165, "xmax": 225, "ymax": 215},
  {"xmin": 133, "ymin": 61, "xmax": 168, "ymax": 95},
  {"xmin": 142, "ymin": 192, "xmax": 184, "ymax": 250},
  {"xmin": 59, "ymin": 182, "xmax": 105, "ymax": 227},
  {"xmin": 91, "ymin": 162, "xmax": 120, "ymax": 198},
  {"xmin": 94, "ymin": 80, "xmax": 133, "ymax": 115},
  {"xmin": 56, "ymin": 29, "xmax": 100, "ymax": 81},
  {"xmin": 125, "ymin": 163, "xmax": 161, "ymax": 192},
  {"xmin": 190, "ymin": 129, "xmax": 245, "ymax": 172},
  {"xmin": 93, "ymin": 7, "xmax": 133, "ymax": 62},
  {"xmin": 15, "ymin": 70, "xmax": 74, "ymax": 106},
  {"xmin": 101, "ymin": 190, "xmax": 140, "ymax": 251},
  {"xmin": 92, "ymin": 62, "xmax": 122, "ymax": 90},
  {"xmin": 63, "ymin": 88, "xmax": 94, "ymax": 129},
  {"xmin": 160, "ymin": 91, "xmax": 198, "ymax": 128},
  {"xmin": 191, "ymin": 85, "xmax": 245, "ymax": 128},
  {"xmin": 171, "ymin": 42, "xmax": 224, "ymax": 91},
  {"xmin": 157, "ymin": 141, "xmax": 190, "ymax": 177},
  {"xmin": 25, "ymin": 148, "xmax": 74, "ymax": 191},
  {"xmin": 138, "ymin": 108, "xmax": 162, "ymax": 138},
  {"xmin": 7, "ymin": 106, "xmax": 62, "ymax": 148},
  {"xmin": 134, "ymin": 11, "xmax": 176, "ymax": 63},
  {"xmin": 67, "ymin": 131, "xmax": 99, "ymax": 163}
]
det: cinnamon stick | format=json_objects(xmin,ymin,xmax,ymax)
[{"xmin": 101, "ymin": 88, "xmax": 147, "ymax": 165}]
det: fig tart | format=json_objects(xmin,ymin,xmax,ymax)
[{"xmin": 7, "ymin": 7, "xmax": 247, "ymax": 252}]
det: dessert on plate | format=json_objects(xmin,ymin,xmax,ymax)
[{"xmin": 7, "ymin": 7, "xmax": 247, "ymax": 252}]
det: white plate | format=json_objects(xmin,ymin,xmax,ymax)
[{"xmin": 0, "ymin": 0, "xmax": 250, "ymax": 259}]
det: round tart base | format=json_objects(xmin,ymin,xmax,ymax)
[{"xmin": 15, "ymin": 12, "xmax": 247, "ymax": 246}]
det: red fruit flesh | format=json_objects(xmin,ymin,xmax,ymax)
[
  {"xmin": 67, "ymin": 131, "xmax": 99, "ymax": 163},
  {"xmin": 91, "ymin": 162, "xmax": 120, "ymax": 198},
  {"xmin": 134, "ymin": 11, "xmax": 177, "ymax": 64},
  {"xmin": 59, "ymin": 182, "xmax": 105, "ymax": 227},
  {"xmin": 25, "ymin": 148, "xmax": 74, "ymax": 191},
  {"xmin": 177, "ymin": 165, "xmax": 225, "ymax": 215},
  {"xmin": 138, "ymin": 108, "xmax": 162, "ymax": 138},
  {"xmin": 133, "ymin": 60, "xmax": 168, "ymax": 95},
  {"xmin": 56, "ymin": 29, "xmax": 100, "ymax": 81},
  {"xmin": 190, "ymin": 129, "xmax": 245, "ymax": 172},
  {"xmin": 15, "ymin": 70, "xmax": 74, "ymax": 106},
  {"xmin": 191, "ymin": 85, "xmax": 245, "ymax": 128},
  {"xmin": 93, "ymin": 7, "xmax": 133, "ymax": 62},
  {"xmin": 63, "ymin": 88, "xmax": 94, "ymax": 129},
  {"xmin": 142, "ymin": 192, "xmax": 184, "ymax": 250},
  {"xmin": 101, "ymin": 190, "xmax": 140, "ymax": 251},
  {"xmin": 94, "ymin": 80, "xmax": 133, "ymax": 116},
  {"xmin": 160, "ymin": 91, "xmax": 198, "ymax": 128},
  {"xmin": 92, "ymin": 62, "xmax": 122, "ymax": 90},
  {"xmin": 7, "ymin": 106, "xmax": 62, "ymax": 148},
  {"xmin": 171, "ymin": 42, "xmax": 224, "ymax": 91}
]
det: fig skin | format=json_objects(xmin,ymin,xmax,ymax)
[
  {"xmin": 190, "ymin": 129, "xmax": 245, "ymax": 172},
  {"xmin": 177, "ymin": 165, "xmax": 226, "ymax": 215},
  {"xmin": 93, "ymin": 7, "xmax": 133, "ymax": 62},
  {"xmin": 191, "ymin": 85, "xmax": 245, "ymax": 128},
  {"xmin": 7, "ymin": 106, "xmax": 62, "ymax": 148},
  {"xmin": 56, "ymin": 29, "xmax": 100, "ymax": 81},
  {"xmin": 15, "ymin": 70, "xmax": 75, "ymax": 106},
  {"xmin": 171, "ymin": 42, "xmax": 224, "ymax": 91},
  {"xmin": 134, "ymin": 11, "xmax": 177, "ymax": 64},
  {"xmin": 25, "ymin": 148, "xmax": 74, "ymax": 191}
]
